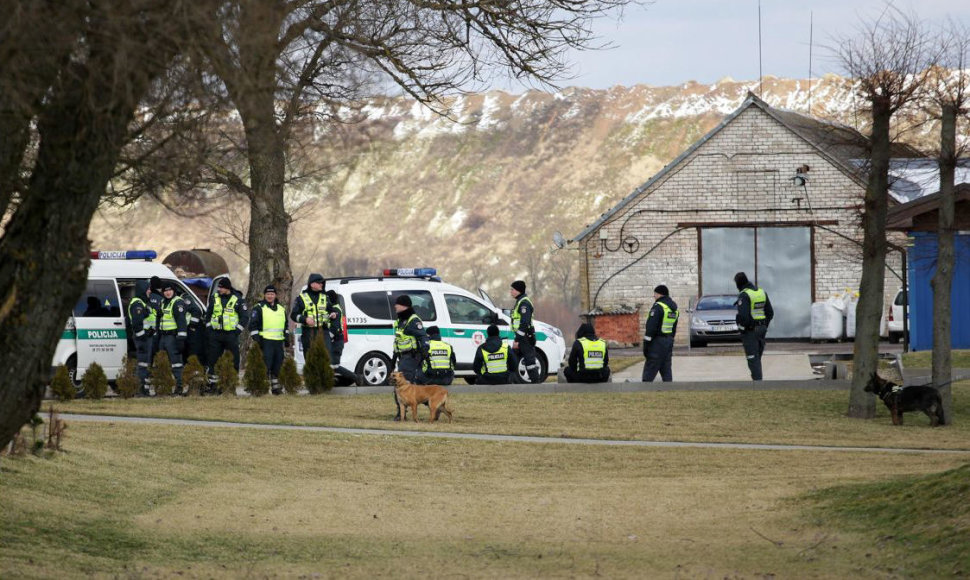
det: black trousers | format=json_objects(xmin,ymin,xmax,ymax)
[
  {"xmin": 642, "ymin": 335, "xmax": 674, "ymax": 382},
  {"xmin": 392, "ymin": 352, "xmax": 423, "ymax": 418},
  {"xmin": 476, "ymin": 373, "xmax": 510, "ymax": 385},
  {"xmin": 260, "ymin": 339, "xmax": 284, "ymax": 379},
  {"xmin": 565, "ymin": 366, "xmax": 610, "ymax": 384},
  {"xmin": 514, "ymin": 336, "xmax": 540, "ymax": 383},
  {"xmin": 133, "ymin": 335, "xmax": 152, "ymax": 388},
  {"xmin": 329, "ymin": 336, "xmax": 344, "ymax": 366},
  {"xmin": 208, "ymin": 330, "xmax": 240, "ymax": 371},
  {"xmin": 416, "ymin": 369, "xmax": 454, "ymax": 386},
  {"xmin": 159, "ymin": 334, "xmax": 183, "ymax": 388},
  {"xmin": 300, "ymin": 326, "xmax": 332, "ymax": 362},
  {"xmin": 185, "ymin": 326, "xmax": 206, "ymax": 367},
  {"xmin": 741, "ymin": 325, "xmax": 769, "ymax": 381}
]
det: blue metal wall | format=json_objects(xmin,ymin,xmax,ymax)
[{"xmin": 907, "ymin": 232, "xmax": 970, "ymax": 351}]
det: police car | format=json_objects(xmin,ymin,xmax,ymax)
[
  {"xmin": 295, "ymin": 268, "xmax": 567, "ymax": 386},
  {"xmin": 52, "ymin": 250, "xmax": 212, "ymax": 386}
]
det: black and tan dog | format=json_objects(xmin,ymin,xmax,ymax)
[{"xmin": 864, "ymin": 373, "xmax": 944, "ymax": 426}]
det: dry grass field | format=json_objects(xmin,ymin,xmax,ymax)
[{"xmin": 3, "ymin": 384, "xmax": 969, "ymax": 578}]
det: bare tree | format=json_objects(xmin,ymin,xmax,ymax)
[
  {"xmin": 837, "ymin": 6, "xmax": 934, "ymax": 419},
  {"xmin": 0, "ymin": 0, "xmax": 190, "ymax": 448},
  {"xmin": 926, "ymin": 27, "xmax": 970, "ymax": 425}
]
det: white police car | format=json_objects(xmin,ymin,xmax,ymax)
[
  {"xmin": 295, "ymin": 268, "xmax": 567, "ymax": 386},
  {"xmin": 52, "ymin": 250, "xmax": 212, "ymax": 386}
]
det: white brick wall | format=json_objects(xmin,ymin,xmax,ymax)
[{"xmin": 580, "ymin": 106, "xmax": 903, "ymax": 337}]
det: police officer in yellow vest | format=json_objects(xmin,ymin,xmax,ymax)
[
  {"xmin": 391, "ymin": 294, "xmax": 430, "ymax": 420},
  {"xmin": 417, "ymin": 325, "xmax": 456, "ymax": 385},
  {"xmin": 290, "ymin": 273, "xmax": 336, "ymax": 361},
  {"xmin": 734, "ymin": 272, "xmax": 774, "ymax": 381},
  {"xmin": 509, "ymin": 280, "xmax": 541, "ymax": 383},
  {"xmin": 158, "ymin": 282, "xmax": 188, "ymax": 394},
  {"xmin": 250, "ymin": 285, "xmax": 288, "ymax": 395},
  {"xmin": 128, "ymin": 279, "xmax": 156, "ymax": 396},
  {"xmin": 474, "ymin": 324, "xmax": 518, "ymax": 385},
  {"xmin": 206, "ymin": 277, "xmax": 249, "ymax": 377},
  {"xmin": 642, "ymin": 284, "xmax": 678, "ymax": 382},
  {"xmin": 565, "ymin": 323, "xmax": 611, "ymax": 383}
]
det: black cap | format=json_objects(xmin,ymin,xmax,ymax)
[
  {"xmin": 307, "ymin": 273, "xmax": 324, "ymax": 286},
  {"xmin": 326, "ymin": 290, "xmax": 338, "ymax": 302},
  {"xmin": 395, "ymin": 294, "xmax": 412, "ymax": 307},
  {"xmin": 263, "ymin": 285, "xmax": 276, "ymax": 294},
  {"xmin": 427, "ymin": 325, "xmax": 441, "ymax": 339},
  {"xmin": 734, "ymin": 272, "xmax": 749, "ymax": 290},
  {"xmin": 653, "ymin": 285, "xmax": 669, "ymax": 296},
  {"xmin": 217, "ymin": 278, "xmax": 232, "ymax": 290},
  {"xmin": 511, "ymin": 280, "xmax": 526, "ymax": 294},
  {"xmin": 487, "ymin": 324, "xmax": 499, "ymax": 337},
  {"xmin": 161, "ymin": 282, "xmax": 175, "ymax": 291}
]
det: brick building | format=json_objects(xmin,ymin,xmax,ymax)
[{"xmin": 571, "ymin": 94, "xmax": 911, "ymax": 342}]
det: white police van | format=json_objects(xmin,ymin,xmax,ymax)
[
  {"xmin": 295, "ymin": 268, "xmax": 567, "ymax": 386},
  {"xmin": 52, "ymin": 250, "xmax": 211, "ymax": 386}
]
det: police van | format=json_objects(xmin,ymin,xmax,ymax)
[
  {"xmin": 295, "ymin": 268, "xmax": 567, "ymax": 386},
  {"xmin": 52, "ymin": 250, "xmax": 211, "ymax": 386}
]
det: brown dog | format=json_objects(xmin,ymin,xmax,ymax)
[{"xmin": 390, "ymin": 372, "xmax": 453, "ymax": 423}]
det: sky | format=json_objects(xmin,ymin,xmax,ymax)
[{"xmin": 553, "ymin": 0, "xmax": 970, "ymax": 89}]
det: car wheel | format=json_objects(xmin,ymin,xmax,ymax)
[
  {"xmin": 516, "ymin": 352, "xmax": 548, "ymax": 384},
  {"xmin": 66, "ymin": 354, "xmax": 86, "ymax": 398},
  {"xmin": 355, "ymin": 352, "xmax": 391, "ymax": 386}
]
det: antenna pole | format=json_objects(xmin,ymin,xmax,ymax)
[{"xmin": 758, "ymin": 0, "xmax": 763, "ymax": 97}]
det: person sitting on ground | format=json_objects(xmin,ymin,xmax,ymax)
[
  {"xmin": 473, "ymin": 324, "xmax": 518, "ymax": 385},
  {"xmin": 564, "ymin": 323, "xmax": 611, "ymax": 383},
  {"xmin": 416, "ymin": 325, "xmax": 456, "ymax": 385}
]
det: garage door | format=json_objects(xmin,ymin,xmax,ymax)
[{"xmin": 700, "ymin": 227, "xmax": 812, "ymax": 338}]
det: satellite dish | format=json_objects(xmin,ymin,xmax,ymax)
[{"xmin": 552, "ymin": 231, "xmax": 566, "ymax": 249}]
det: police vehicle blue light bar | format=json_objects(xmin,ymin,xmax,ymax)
[
  {"xmin": 90, "ymin": 250, "xmax": 157, "ymax": 260},
  {"xmin": 383, "ymin": 268, "xmax": 436, "ymax": 277}
]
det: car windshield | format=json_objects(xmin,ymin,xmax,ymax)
[{"xmin": 696, "ymin": 296, "xmax": 736, "ymax": 310}]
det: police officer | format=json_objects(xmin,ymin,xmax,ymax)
[
  {"xmin": 206, "ymin": 277, "xmax": 248, "ymax": 377},
  {"xmin": 642, "ymin": 284, "xmax": 678, "ymax": 382},
  {"xmin": 128, "ymin": 280, "xmax": 156, "ymax": 396},
  {"xmin": 250, "ymin": 285, "xmax": 288, "ymax": 395},
  {"xmin": 417, "ymin": 325, "xmax": 456, "ymax": 385},
  {"xmin": 158, "ymin": 282, "xmax": 188, "ymax": 394},
  {"xmin": 509, "ymin": 280, "xmax": 540, "ymax": 383},
  {"xmin": 565, "ymin": 323, "xmax": 611, "ymax": 383},
  {"xmin": 734, "ymin": 272, "xmax": 774, "ymax": 381},
  {"xmin": 148, "ymin": 276, "xmax": 165, "ymax": 364},
  {"xmin": 391, "ymin": 294, "xmax": 429, "ymax": 420},
  {"xmin": 474, "ymin": 324, "xmax": 517, "ymax": 385},
  {"xmin": 290, "ymin": 273, "xmax": 335, "ymax": 361},
  {"xmin": 181, "ymin": 289, "xmax": 205, "ymax": 367},
  {"xmin": 326, "ymin": 290, "xmax": 345, "ymax": 367}
]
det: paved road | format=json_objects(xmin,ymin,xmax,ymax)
[
  {"xmin": 611, "ymin": 353, "xmax": 817, "ymax": 382},
  {"xmin": 62, "ymin": 413, "xmax": 970, "ymax": 455}
]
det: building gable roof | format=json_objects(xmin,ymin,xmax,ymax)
[
  {"xmin": 886, "ymin": 182, "xmax": 970, "ymax": 230},
  {"xmin": 571, "ymin": 93, "xmax": 878, "ymax": 243}
]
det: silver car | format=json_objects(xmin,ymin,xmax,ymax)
[{"xmin": 688, "ymin": 294, "xmax": 742, "ymax": 347}]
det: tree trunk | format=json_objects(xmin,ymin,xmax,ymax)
[
  {"xmin": 849, "ymin": 97, "xmax": 892, "ymax": 419},
  {"xmin": 931, "ymin": 103, "xmax": 956, "ymax": 425}
]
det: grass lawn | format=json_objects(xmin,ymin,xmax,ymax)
[
  {"xmin": 51, "ymin": 381, "xmax": 970, "ymax": 450},
  {"xmin": 902, "ymin": 349, "xmax": 970, "ymax": 368},
  {"xmin": 2, "ymin": 420, "xmax": 968, "ymax": 578}
]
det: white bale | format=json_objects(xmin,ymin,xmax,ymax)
[
  {"xmin": 846, "ymin": 301, "xmax": 858, "ymax": 338},
  {"xmin": 811, "ymin": 302, "xmax": 844, "ymax": 340}
]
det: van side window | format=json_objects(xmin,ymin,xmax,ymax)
[
  {"xmin": 351, "ymin": 291, "xmax": 393, "ymax": 320},
  {"xmin": 74, "ymin": 281, "xmax": 120, "ymax": 318},
  {"xmin": 391, "ymin": 290, "xmax": 437, "ymax": 322},
  {"xmin": 445, "ymin": 294, "xmax": 492, "ymax": 325}
]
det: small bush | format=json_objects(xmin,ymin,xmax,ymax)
[
  {"xmin": 115, "ymin": 356, "xmax": 139, "ymax": 399},
  {"xmin": 244, "ymin": 341, "xmax": 270, "ymax": 397},
  {"xmin": 150, "ymin": 351, "xmax": 176, "ymax": 397},
  {"xmin": 303, "ymin": 334, "xmax": 334, "ymax": 394},
  {"xmin": 50, "ymin": 365, "xmax": 74, "ymax": 402},
  {"xmin": 215, "ymin": 351, "xmax": 238, "ymax": 396},
  {"xmin": 278, "ymin": 357, "xmax": 303, "ymax": 395},
  {"xmin": 182, "ymin": 355, "xmax": 207, "ymax": 396},
  {"xmin": 80, "ymin": 362, "xmax": 109, "ymax": 400}
]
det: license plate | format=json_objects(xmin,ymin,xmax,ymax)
[{"xmin": 718, "ymin": 324, "xmax": 737, "ymax": 331}]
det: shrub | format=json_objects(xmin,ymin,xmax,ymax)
[
  {"xmin": 215, "ymin": 351, "xmax": 238, "ymax": 396},
  {"xmin": 80, "ymin": 362, "xmax": 109, "ymax": 400},
  {"xmin": 278, "ymin": 356, "xmax": 303, "ymax": 395},
  {"xmin": 244, "ymin": 341, "xmax": 270, "ymax": 397},
  {"xmin": 182, "ymin": 355, "xmax": 207, "ymax": 396},
  {"xmin": 50, "ymin": 365, "xmax": 74, "ymax": 402},
  {"xmin": 115, "ymin": 356, "xmax": 139, "ymax": 399},
  {"xmin": 150, "ymin": 351, "xmax": 176, "ymax": 397},
  {"xmin": 303, "ymin": 333, "xmax": 334, "ymax": 394}
]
